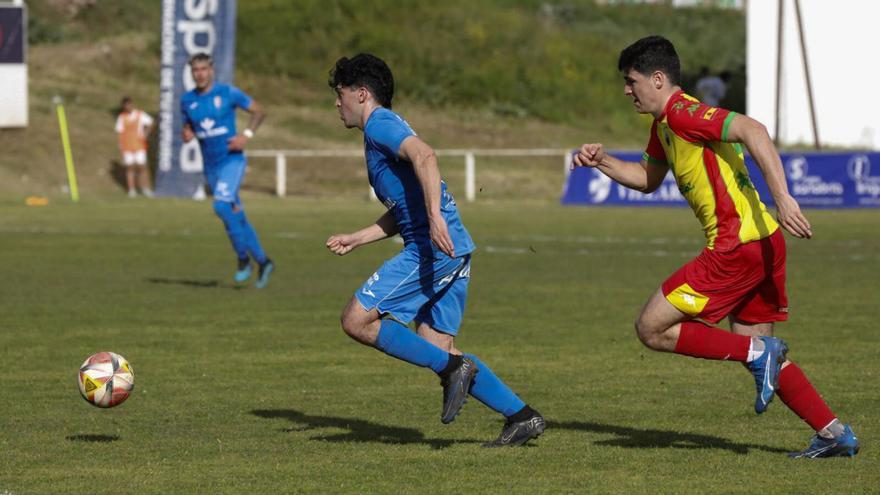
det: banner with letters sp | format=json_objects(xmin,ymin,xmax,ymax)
[
  {"xmin": 561, "ymin": 151, "xmax": 880, "ymax": 208},
  {"xmin": 156, "ymin": 0, "xmax": 237, "ymax": 198}
]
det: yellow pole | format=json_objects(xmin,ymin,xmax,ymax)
[{"xmin": 54, "ymin": 96, "xmax": 79, "ymax": 202}]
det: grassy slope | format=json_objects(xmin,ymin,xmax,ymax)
[
  {"xmin": 0, "ymin": 0, "xmax": 745, "ymax": 197},
  {"xmin": 0, "ymin": 197, "xmax": 877, "ymax": 493}
]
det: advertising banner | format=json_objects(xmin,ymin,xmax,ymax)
[
  {"xmin": 562, "ymin": 152, "xmax": 880, "ymax": 209},
  {"xmin": 0, "ymin": 6, "xmax": 24, "ymax": 64},
  {"xmin": 156, "ymin": 0, "xmax": 237, "ymax": 198},
  {"xmin": 0, "ymin": 4, "xmax": 27, "ymax": 127}
]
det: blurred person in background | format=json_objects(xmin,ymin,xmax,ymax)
[
  {"xmin": 115, "ymin": 96, "xmax": 154, "ymax": 198},
  {"xmin": 181, "ymin": 53, "xmax": 274, "ymax": 288},
  {"xmin": 695, "ymin": 66, "xmax": 730, "ymax": 107}
]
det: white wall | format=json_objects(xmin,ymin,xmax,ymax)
[{"xmin": 747, "ymin": 0, "xmax": 879, "ymax": 150}]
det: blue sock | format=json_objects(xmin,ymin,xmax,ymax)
[
  {"xmin": 375, "ymin": 319, "xmax": 449, "ymax": 374},
  {"xmin": 238, "ymin": 209, "xmax": 267, "ymax": 264},
  {"xmin": 464, "ymin": 353, "xmax": 525, "ymax": 417},
  {"xmin": 213, "ymin": 200, "xmax": 248, "ymax": 260}
]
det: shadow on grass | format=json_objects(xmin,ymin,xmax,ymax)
[
  {"xmin": 251, "ymin": 409, "xmax": 479, "ymax": 450},
  {"xmin": 146, "ymin": 277, "xmax": 229, "ymax": 289},
  {"xmin": 551, "ymin": 420, "xmax": 789, "ymax": 455},
  {"xmin": 66, "ymin": 434, "xmax": 120, "ymax": 442}
]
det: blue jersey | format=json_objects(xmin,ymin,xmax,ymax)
[
  {"xmin": 364, "ymin": 108, "xmax": 475, "ymax": 257},
  {"xmin": 181, "ymin": 83, "xmax": 252, "ymax": 167}
]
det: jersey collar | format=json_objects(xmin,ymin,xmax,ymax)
[{"xmin": 657, "ymin": 89, "xmax": 684, "ymax": 121}]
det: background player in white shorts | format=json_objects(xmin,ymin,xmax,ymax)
[{"xmin": 115, "ymin": 96, "xmax": 155, "ymax": 197}]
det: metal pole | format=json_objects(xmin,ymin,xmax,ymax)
[
  {"xmin": 275, "ymin": 153, "xmax": 286, "ymax": 197},
  {"xmin": 464, "ymin": 152, "xmax": 475, "ymax": 201},
  {"xmin": 793, "ymin": 0, "xmax": 821, "ymax": 150},
  {"xmin": 774, "ymin": 0, "xmax": 784, "ymax": 145}
]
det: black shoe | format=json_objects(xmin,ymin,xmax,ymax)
[
  {"xmin": 440, "ymin": 357, "xmax": 477, "ymax": 424},
  {"xmin": 483, "ymin": 411, "xmax": 546, "ymax": 447}
]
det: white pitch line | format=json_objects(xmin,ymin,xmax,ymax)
[
  {"xmin": 483, "ymin": 246, "xmax": 691, "ymax": 258},
  {"xmin": 2, "ymin": 227, "xmax": 876, "ymax": 263}
]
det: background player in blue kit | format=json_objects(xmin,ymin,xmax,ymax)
[
  {"xmin": 182, "ymin": 53, "xmax": 274, "ymax": 288},
  {"xmin": 325, "ymin": 54, "xmax": 544, "ymax": 447}
]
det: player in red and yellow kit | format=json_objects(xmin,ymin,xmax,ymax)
[{"xmin": 573, "ymin": 36, "xmax": 858, "ymax": 458}]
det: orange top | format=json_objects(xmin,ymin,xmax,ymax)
[{"xmin": 115, "ymin": 109, "xmax": 153, "ymax": 152}]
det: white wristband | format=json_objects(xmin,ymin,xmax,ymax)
[{"xmin": 243, "ymin": 128, "xmax": 254, "ymax": 139}]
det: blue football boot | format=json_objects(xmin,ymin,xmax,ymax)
[
  {"xmin": 747, "ymin": 336, "xmax": 788, "ymax": 414},
  {"xmin": 234, "ymin": 258, "xmax": 252, "ymax": 283},
  {"xmin": 255, "ymin": 258, "xmax": 275, "ymax": 289},
  {"xmin": 789, "ymin": 425, "xmax": 860, "ymax": 458}
]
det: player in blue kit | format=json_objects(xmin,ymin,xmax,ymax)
[
  {"xmin": 325, "ymin": 54, "xmax": 544, "ymax": 447},
  {"xmin": 182, "ymin": 53, "xmax": 274, "ymax": 288}
]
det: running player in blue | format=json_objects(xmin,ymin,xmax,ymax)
[
  {"xmin": 182, "ymin": 53, "xmax": 274, "ymax": 288},
  {"xmin": 326, "ymin": 54, "xmax": 544, "ymax": 447}
]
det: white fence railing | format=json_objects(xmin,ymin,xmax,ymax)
[{"xmin": 248, "ymin": 148, "xmax": 574, "ymax": 200}]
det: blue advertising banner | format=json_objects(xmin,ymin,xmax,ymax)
[
  {"xmin": 156, "ymin": 0, "xmax": 237, "ymax": 198},
  {"xmin": 562, "ymin": 151, "xmax": 880, "ymax": 209},
  {"xmin": 0, "ymin": 6, "xmax": 25, "ymax": 64}
]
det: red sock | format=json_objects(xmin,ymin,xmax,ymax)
[
  {"xmin": 673, "ymin": 321, "xmax": 750, "ymax": 361},
  {"xmin": 776, "ymin": 363, "xmax": 837, "ymax": 432}
]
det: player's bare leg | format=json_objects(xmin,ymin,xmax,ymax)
[
  {"xmin": 729, "ymin": 318, "xmax": 859, "ymax": 457},
  {"xmin": 135, "ymin": 164, "xmax": 153, "ymax": 197},
  {"xmin": 633, "ymin": 289, "xmax": 689, "ymax": 352},
  {"xmin": 416, "ymin": 322, "xmax": 461, "ymax": 355},
  {"xmin": 340, "ymin": 296, "xmax": 383, "ymax": 346},
  {"xmin": 125, "ymin": 166, "xmax": 137, "ymax": 197}
]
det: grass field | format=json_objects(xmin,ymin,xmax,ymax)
[{"xmin": 0, "ymin": 195, "xmax": 877, "ymax": 494}]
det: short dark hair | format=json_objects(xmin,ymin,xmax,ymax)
[
  {"xmin": 120, "ymin": 96, "xmax": 132, "ymax": 106},
  {"xmin": 189, "ymin": 52, "xmax": 212, "ymax": 65},
  {"xmin": 328, "ymin": 53, "xmax": 394, "ymax": 108},
  {"xmin": 618, "ymin": 36, "xmax": 681, "ymax": 86}
]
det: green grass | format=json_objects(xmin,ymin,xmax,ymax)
[{"xmin": 0, "ymin": 195, "xmax": 877, "ymax": 494}]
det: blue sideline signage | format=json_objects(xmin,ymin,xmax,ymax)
[
  {"xmin": 562, "ymin": 151, "xmax": 880, "ymax": 208},
  {"xmin": 155, "ymin": 0, "xmax": 237, "ymax": 198}
]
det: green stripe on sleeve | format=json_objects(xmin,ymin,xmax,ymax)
[
  {"xmin": 642, "ymin": 152, "xmax": 667, "ymax": 167},
  {"xmin": 721, "ymin": 111, "xmax": 738, "ymax": 142}
]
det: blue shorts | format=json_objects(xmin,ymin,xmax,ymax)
[
  {"xmin": 205, "ymin": 153, "xmax": 247, "ymax": 203},
  {"xmin": 356, "ymin": 250, "xmax": 471, "ymax": 335}
]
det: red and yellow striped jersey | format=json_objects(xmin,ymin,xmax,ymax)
[{"xmin": 643, "ymin": 91, "xmax": 778, "ymax": 251}]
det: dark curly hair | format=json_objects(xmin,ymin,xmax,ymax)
[
  {"xmin": 328, "ymin": 53, "xmax": 394, "ymax": 108},
  {"xmin": 618, "ymin": 36, "xmax": 681, "ymax": 86}
]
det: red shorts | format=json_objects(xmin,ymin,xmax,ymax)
[{"xmin": 661, "ymin": 229, "xmax": 788, "ymax": 324}]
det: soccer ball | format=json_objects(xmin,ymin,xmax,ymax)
[{"xmin": 78, "ymin": 352, "xmax": 134, "ymax": 408}]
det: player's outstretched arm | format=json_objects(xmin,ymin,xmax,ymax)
[
  {"xmin": 573, "ymin": 143, "xmax": 666, "ymax": 193},
  {"xmin": 326, "ymin": 210, "xmax": 399, "ymax": 256},
  {"xmin": 725, "ymin": 114, "xmax": 812, "ymax": 239},
  {"xmin": 399, "ymin": 135, "xmax": 455, "ymax": 258}
]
